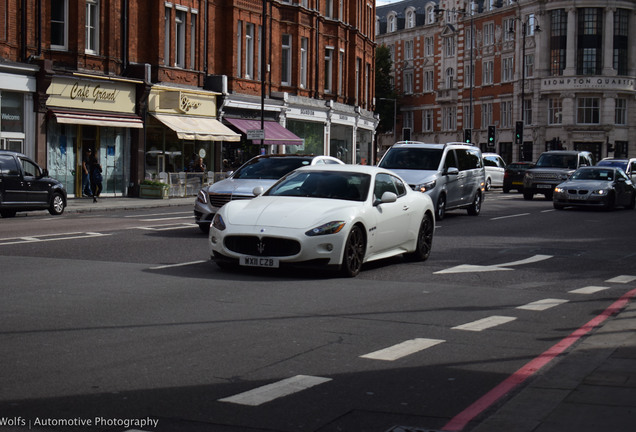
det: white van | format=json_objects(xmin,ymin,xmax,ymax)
[{"xmin": 378, "ymin": 142, "xmax": 486, "ymax": 220}]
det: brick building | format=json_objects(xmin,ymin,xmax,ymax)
[
  {"xmin": 376, "ymin": 0, "xmax": 636, "ymax": 164},
  {"xmin": 0, "ymin": 0, "xmax": 377, "ymax": 197}
]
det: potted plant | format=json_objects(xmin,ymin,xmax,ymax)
[{"xmin": 139, "ymin": 179, "xmax": 169, "ymax": 199}]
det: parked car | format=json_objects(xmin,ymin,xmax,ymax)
[
  {"xmin": 523, "ymin": 150, "xmax": 594, "ymax": 200},
  {"xmin": 503, "ymin": 161, "xmax": 535, "ymax": 193},
  {"xmin": 553, "ymin": 166, "xmax": 635, "ymax": 210},
  {"xmin": 378, "ymin": 141, "xmax": 485, "ymax": 220},
  {"xmin": 482, "ymin": 153, "xmax": 506, "ymax": 190},
  {"xmin": 209, "ymin": 165, "xmax": 435, "ymax": 277},
  {"xmin": 0, "ymin": 150, "xmax": 67, "ymax": 218},
  {"xmin": 596, "ymin": 158, "xmax": 636, "ymax": 182},
  {"xmin": 194, "ymin": 154, "xmax": 343, "ymax": 233}
]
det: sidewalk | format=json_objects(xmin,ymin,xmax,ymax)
[
  {"xmin": 469, "ymin": 298, "xmax": 636, "ymax": 432},
  {"xmin": 65, "ymin": 196, "xmax": 194, "ymax": 213}
]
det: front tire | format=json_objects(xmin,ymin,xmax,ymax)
[
  {"xmin": 48, "ymin": 192, "xmax": 65, "ymax": 215},
  {"xmin": 341, "ymin": 225, "xmax": 365, "ymax": 277},
  {"xmin": 0, "ymin": 209, "xmax": 17, "ymax": 218},
  {"xmin": 436, "ymin": 194, "xmax": 446, "ymax": 221},
  {"xmin": 467, "ymin": 191, "xmax": 482, "ymax": 216},
  {"xmin": 405, "ymin": 213, "xmax": 434, "ymax": 262},
  {"xmin": 485, "ymin": 178, "xmax": 492, "ymax": 191},
  {"xmin": 523, "ymin": 191, "xmax": 533, "ymax": 200}
]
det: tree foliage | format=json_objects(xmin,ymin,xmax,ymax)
[{"xmin": 374, "ymin": 45, "xmax": 397, "ymax": 134}]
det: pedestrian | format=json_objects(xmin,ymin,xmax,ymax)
[
  {"xmin": 82, "ymin": 148, "xmax": 93, "ymax": 197},
  {"xmin": 90, "ymin": 151, "xmax": 103, "ymax": 203},
  {"xmin": 193, "ymin": 157, "xmax": 206, "ymax": 172}
]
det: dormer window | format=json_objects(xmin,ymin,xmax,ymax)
[
  {"xmin": 388, "ymin": 13, "xmax": 396, "ymax": 32},
  {"xmin": 406, "ymin": 9, "xmax": 415, "ymax": 29}
]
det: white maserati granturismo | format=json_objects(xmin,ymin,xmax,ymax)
[{"xmin": 209, "ymin": 164, "xmax": 435, "ymax": 277}]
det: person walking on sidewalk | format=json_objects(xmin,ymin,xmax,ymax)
[
  {"xmin": 89, "ymin": 151, "xmax": 103, "ymax": 203},
  {"xmin": 81, "ymin": 148, "xmax": 93, "ymax": 197}
]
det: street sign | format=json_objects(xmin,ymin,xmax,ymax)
[{"xmin": 247, "ymin": 129, "xmax": 265, "ymax": 140}]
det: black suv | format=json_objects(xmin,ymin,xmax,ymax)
[
  {"xmin": 523, "ymin": 150, "xmax": 594, "ymax": 200},
  {"xmin": 0, "ymin": 150, "xmax": 67, "ymax": 217}
]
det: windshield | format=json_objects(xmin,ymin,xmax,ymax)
[
  {"xmin": 571, "ymin": 168, "xmax": 614, "ymax": 181},
  {"xmin": 233, "ymin": 157, "xmax": 312, "ymax": 179},
  {"xmin": 266, "ymin": 171, "xmax": 371, "ymax": 202},
  {"xmin": 535, "ymin": 154, "xmax": 577, "ymax": 169},
  {"xmin": 379, "ymin": 148, "xmax": 443, "ymax": 170},
  {"xmin": 597, "ymin": 160, "xmax": 628, "ymax": 171}
]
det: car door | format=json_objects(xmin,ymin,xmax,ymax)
[
  {"xmin": 493, "ymin": 156, "xmax": 506, "ymax": 186},
  {"xmin": 0, "ymin": 154, "xmax": 25, "ymax": 205},
  {"xmin": 442, "ymin": 149, "xmax": 462, "ymax": 208},
  {"xmin": 18, "ymin": 157, "xmax": 49, "ymax": 206},
  {"xmin": 371, "ymin": 173, "xmax": 410, "ymax": 253}
]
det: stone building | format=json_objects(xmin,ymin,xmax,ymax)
[{"xmin": 376, "ymin": 0, "xmax": 635, "ymax": 163}]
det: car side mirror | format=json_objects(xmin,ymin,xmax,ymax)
[
  {"xmin": 374, "ymin": 191, "xmax": 397, "ymax": 206},
  {"xmin": 253, "ymin": 186, "xmax": 264, "ymax": 196},
  {"xmin": 445, "ymin": 167, "xmax": 459, "ymax": 176},
  {"xmin": 40, "ymin": 169, "xmax": 49, "ymax": 178}
]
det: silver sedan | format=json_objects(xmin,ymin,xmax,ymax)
[{"xmin": 553, "ymin": 166, "xmax": 636, "ymax": 210}]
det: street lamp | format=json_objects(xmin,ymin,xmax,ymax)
[
  {"xmin": 434, "ymin": 5, "xmax": 474, "ymax": 139},
  {"xmin": 510, "ymin": 15, "xmax": 540, "ymax": 160},
  {"xmin": 379, "ymin": 97, "xmax": 397, "ymax": 143}
]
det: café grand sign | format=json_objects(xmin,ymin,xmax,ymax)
[
  {"xmin": 542, "ymin": 76, "xmax": 635, "ymax": 92},
  {"xmin": 46, "ymin": 77, "xmax": 136, "ymax": 113}
]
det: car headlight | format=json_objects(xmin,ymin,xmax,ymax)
[
  {"xmin": 212, "ymin": 213, "xmax": 226, "ymax": 230},
  {"xmin": 592, "ymin": 189, "xmax": 608, "ymax": 196},
  {"xmin": 305, "ymin": 221, "xmax": 346, "ymax": 236},
  {"xmin": 197, "ymin": 189, "xmax": 209, "ymax": 204},
  {"xmin": 559, "ymin": 173, "xmax": 569, "ymax": 180},
  {"xmin": 525, "ymin": 173, "xmax": 534, "ymax": 180},
  {"xmin": 554, "ymin": 187, "xmax": 565, "ymax": 193},
  {"xmin": 415, "ymin": 180, "xmax": 436, "ymax": 193}
]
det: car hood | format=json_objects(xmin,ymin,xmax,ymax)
[
  {"xmin": 384, "ymin": 169, "xmax": 437, "ymax": 186},
  {"xmin": 224, "ymin": 196, "xmax": 359, "ymax": 229},
  {"xmin": 558, "ymin": 179, "xmax": 612, "ymax": 189},
  {"xmin": 204, "ymin": 178, "xmax": 278, "ymax": 196}
]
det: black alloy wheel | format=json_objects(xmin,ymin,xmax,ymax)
[
  {"xmin": 341, "ymin": 225, "xmax": 365, "ymax": 277},
  {"xmin": 405, "ymin": 213, "xmax": 434, "ymax": 262}
]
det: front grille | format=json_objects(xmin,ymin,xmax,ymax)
[
  {"xmin": 533, "ymin": 172, "xmax": 559, "ymax": 181},
  {"xmin": 568, "ymin": 189, "xmax": 588, "ymax": 195},
  {"xmin": 209, "ymin": 193, "xmax": 253, "ymax": 208},
  {"xmin": 224, "ymin": 235, "xmax": 301, "ymax": 257}
]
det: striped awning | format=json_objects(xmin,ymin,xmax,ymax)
[
  {"xmin": 152, "ymin": 113, "xmax": 241, "ymax": 142},
  {"xmin": 225, "ymin": 118, "xmax": 304, "ymax": 146}
]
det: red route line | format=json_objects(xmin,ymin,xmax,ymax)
[{"xmin": 441, "ymin": 287, "xmax": 636, "ymax": 432}]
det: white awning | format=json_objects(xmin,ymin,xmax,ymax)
[
  {"xmin": 152, "ymin": 113, "xmax": 241, "ymax": 141},
  {"xmin": 51, "ymin": 109, "xmax": 143, "ymax": 128}
]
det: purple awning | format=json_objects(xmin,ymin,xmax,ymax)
[{"xmin": 225, "ymin": 118, "xmax": 304, "ymax": 146}]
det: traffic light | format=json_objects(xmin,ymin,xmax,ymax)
[
  {"xmin": 515, "ymin": 121, "xmax": 524, "ymax": 145},
  {"xmin": 464, "ymin": 128, "xmax": 472, "ymax": 144},
  {"xmin": 487, "ymin": 126, "xmax": 496, "ymax": 147}
]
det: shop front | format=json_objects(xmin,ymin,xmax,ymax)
[
  {"xmin": 45, "ymin": 75, "xmax": 143, "ymax": 197},
  {"xmin": 285, "ymin": 106, "xmax": 329, "ymax": 156},
  {"xmin": 0, "ymin": 63, "xmax": 37, "ymax": 157},
  {"xmin": 146, "ymin": 85, "xmax": 240, "ymax": 194}
]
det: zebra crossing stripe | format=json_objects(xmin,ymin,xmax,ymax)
[
  {"xmin": 360, "ymin": 338, "xmax": 445, "ymax": 361},
  {"xmin": 218, "ymin": 375, "xmax": 332, "ymax": 406},
  {"xmin": 606, "ymin": 275, "xmax": 636, "ymax": 284}
]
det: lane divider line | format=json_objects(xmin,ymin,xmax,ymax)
[
  {"xmin": 569, "ymin": 286, "xmax": 610, "ymax": 295},
  {"xmin": 441, "ymin": 287, "xmax": 636, "ymax": 431},
  {"xmin": 218, "ymin": 375, "xmax": 332, "ymax": 406},
  {"xmin": 517, "ymin": 298, "xmax": 569, "ymax": 311},
  {"xmin": 452, "ymin": 316, "xmax": 517, "ymax": 332},
  {"xmin": 360, "ymin": 338, "xmax": 445, "ymax": 361}
]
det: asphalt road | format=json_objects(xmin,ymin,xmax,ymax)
[{"xmin": 1, "ymin": 191, "xmax": 635, "ymax": 432}]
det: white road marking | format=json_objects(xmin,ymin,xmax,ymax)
[
  {"xmin": 606, "ymin": 275, "xmax": 636, "ymax": 284},
  {"xmin": 569, "ymin": 286, "xmax": 610, "ymax": 295},
  {"xmin": 149, "ymin": 260, "xmax": 207, "ymax": 270},
  {"xmin": 134, "ymin": 223, "xmax": 198, "ymax": 231},
  {"xmin": 138, "ymin": 216, "xmax": 193, "ymax": 222},
  {"xmin": 360, "ymin": 338, "xmax": 445, "ymax": 361},
  {"xmin": 435, "ymin": 254, "xmax": 552, "ymax": 274},
  {"xmin": 490, "ymin": 213, "xmax": 530, "ymax": 221},
  {"xmin": 125, "ymin": 211, "xmax": 192, "ymax": 218},
  {"xmin": 218, "ymin": 375, "xmax": 332, "ymax": 406},
  {"xmin": 0, "ymin": 231, "xmax": 110, "ymax": 246},
  {"xmin": 452, "ymin": 316, "xmax": 517, "ymax": 332},
  {"xmin": 517, "ymin": 298, "xmax": 569, "ymax": 311}
]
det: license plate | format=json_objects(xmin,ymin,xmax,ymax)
[
  {"xmin": 512, "ymin": 181, "xmax": 522, "ymax": 185},
  {"xmin": 241, "ymin": 256, "xmax": 280, "ymax": 268},
  {"xmin": 537, "ymin": 184, "xmax": 553, "ymax": 189}
]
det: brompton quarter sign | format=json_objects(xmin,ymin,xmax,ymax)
[{"xmin": 542, "ymin": 77, "xmax": 635, "ymax": 92}]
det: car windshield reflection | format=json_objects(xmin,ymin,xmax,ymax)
[
  {"xmin": 570, "ymin": 169, "xmax": 614, "ymax": 181},
  {"xmin": 266, "ymin": 171, "xmax": 371, "ymax": 202}
]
